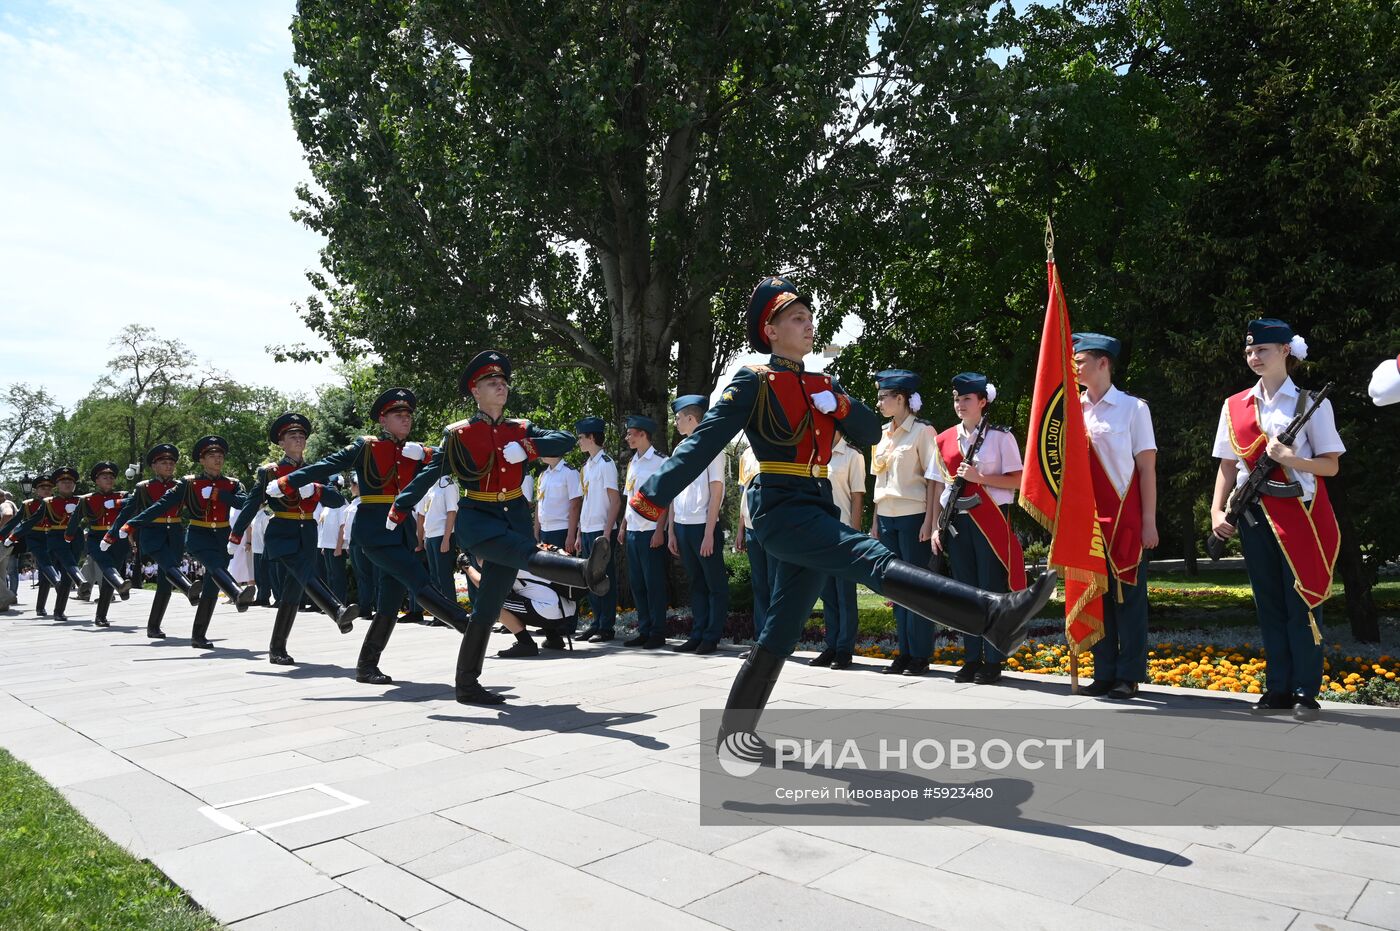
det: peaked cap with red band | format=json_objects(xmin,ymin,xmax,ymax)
[
  {"xmin": 460, "ymin": 350, "xmax": 512, "ymax": 396},
  {"xmin": 746, "ymin": 276, "xmax": 813, "ymax": 353}
]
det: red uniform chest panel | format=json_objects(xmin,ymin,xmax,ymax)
[
  {"xmin": 456, "ymin": 420, "xmax": 529, "ymax": 491},
  {"xmin": 366, "ymin": 440, "xmax": 429, "ymax": 495},
  {"xmin": 27, "ymin": 498, "xmax": 50, "ymax": 528},
  {"xmin": 764, "ymin": 370, "xmax": 837, "ymax": 465},
  {"xmin": 271, "ymin": 463, "xmax": 321, "ymax": 513},
  {"xmin": 88, "ymin": 494, "xmax": 124, "ymax": 523},
  {"xmin": 47, "ymin": 496, "xmax": 80, "ymax": 524},
  {"xmin": 191, "ymin": 477, "xmax": 238, "ymax": 522},
  {"xmin": 145, "ymin": 480, "xmax": 181, "ymax": 518}
]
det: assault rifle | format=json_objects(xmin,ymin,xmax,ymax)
[
  {"xmin": 1205, "ymin": 383, "xmax": 1334, "ymax": 560},
  {"xmin": 929, "ymin": 413, "xmax": 990, "ymax": 576}
]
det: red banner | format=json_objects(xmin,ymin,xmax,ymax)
[{"xmin": 1019, "ymin": 260, "xmax": 1107, "ymax": 653}]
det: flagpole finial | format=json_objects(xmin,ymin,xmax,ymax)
[{"xmin": 1045, "ymin": 216, "xmax": 1055, "ymax": 263}]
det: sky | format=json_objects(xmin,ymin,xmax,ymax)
[{"xmin": 0, "ymin": 0, "xmax": 337, "ymax": 410}]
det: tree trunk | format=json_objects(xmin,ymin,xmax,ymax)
[{"xmin": 1332, "ymin": 488, "xmax": 1379, "ymax": 642}]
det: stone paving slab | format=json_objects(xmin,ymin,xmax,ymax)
[{"xmin": 2, "ymin": 588, "xmax": 1397, "ymax": 930}]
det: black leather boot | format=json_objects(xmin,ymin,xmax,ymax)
[
  {"xmin": 147, "ymin": 586, "xmax": 170, "ymax": 637},
  {"xmin": 304, "ymin": 577, "xmax": 356, "ymax": 634},
  {"xmin": 206, "ymin": 565, "xmax": 255, "ymax": 612},
  {"xmin": 715, "ymin": 646, "xmax": 785, "ymax": 766},
  {"xmin": 456, "ymin": 623, "xmax": 507, "ymax": 705},
  {"xmin": 879, "ymin": 561, "xmax": 1057, "ymax": 657},
  {"xmin": 53, "ymin": 578, "xmax": 71, "ymax": 620},
  {"xmin": 526, "ymin": 543, "xmax": 611, "ymax": 596},
  {"xmin": 190, "ymin": 583, "xmax": 217, "ymax": 648},
  {"xmin": 268, "ymin": 601, "xmax": 297, "ymax": 665},
  {"xmin": 355, "ymin": 612, "xmax": 397, "ymax": 684},
  {"xmin": 164, "ymin": 567, "xmax": 202, "ymax": 607},
  {"xmin": 413, "ymin": 585, "xmax": 470, "ymax": 634},
  {"xmin": 35, "ymin": 577, "xmax": 50, "ymax": 616},
  {"xmin": 101, "ymin": 564, "xmax": 132, "ymax": 600},
  {"xmin": 94, "ymin": 581, "xmax": 113, "ymax": 627}
]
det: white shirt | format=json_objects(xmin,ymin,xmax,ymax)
[
  {"xmin": 827, "ymin": 437, "xmax": 866, "ymax": 527},
  {"xmin": 536, "ymin": 461, "xmax": 582, "ymax": 532},
  {"xmin": 738, "ymin": 447, "xmax": 759, "ymax": 531},
  {"xmin": 316, "ymin": 503, "xmax": 344, "ymax": 549},
  {"xmin": 1081, "ymin": 385, "xmax": 1157, "ymax": 496},
  {"xmin": 512, "ymin": 570, "xmax": 575, "ymax": 621},
  {"xmin": 927, "ymin": 422, "xmax": 1023, "ymax": 508},
  {"xmin": 579, "ymin": 451, "xmax": 620, "ymax": 533},
  {"xmin": 416, "ymin": 477, "xmax": 459, "ymax": 538},
  {"xmin": 623, "ymin": 446, "xmax": 668, "ymax": 531},
  {"xmin": 522, "ymin": 473, "xmax": 535, "ymax": 504},
  {"xmin": 249, "ymin": 509, "xmax": 270, "ymax": 555},
  {"xmin": 673, "ymin": 453, "xmax": 725, "ymax": 526},
  {"xmin": 1212, "ymin": 377, "xmax": 1345, "ymax": 502},
  {"xmin": 342, "ymin": 499, "xmax": 359, "ymax": 545}
]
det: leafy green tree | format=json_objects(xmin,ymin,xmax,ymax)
[{"xmin": 0, "ymin": 383, "xmax": 60, "ymax": 481}]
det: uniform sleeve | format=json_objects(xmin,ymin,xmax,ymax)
[
  {"xmin": 1304, "ymin": 398, "xmax": 1346, "ymax": 456},
  {"xmin": 705, "ymin": 454, "xmax": 725, "ymax": 488},
  {"xmin": 632, "ymin": 367, "xmax": 759, "ymax": 518},
  {"xmin": 444, "ymin": 480, "xmax": 459, "ymax": 514},
  {"xmin": 128, "ymin": 481, "xmax": 187, "ymax": 526},
  {"xmin": 603, "ymin": 460, "xmax": 619, "ymax": 491},
  {"xmin": 1369, "ymin": 355, "xmax": 1400, "ymax": 406},
  {"xmin": 922, "ymin": 444, "xmax": 949, "ymax": 483},
  {"xmin": 848, "ymin": 450, "xmax": 868, "ymax": 493},
  {"xmin": 284, "ymin": 439, "xmax": 366, "ymax": 489},
  {"xmin": 110, "ymin": 488, "xmax": 145, "ymax": 531},
  {"xmin": 224, "ymin": 481, "xmax": 249, "ymax": 510},
  {"xmin": 393, "ymin": 434, "xmax": 446, "ymax": 517},
  {"xmin": 1131, "ymin": 400, "xmax": 1157, "ymax": 456},
  {"xmin": 231, "ymin": 467, "xmax": 270, "ymax": 538},
  {"xmin": 7, "ymin": 506, "xmax": 44, "ymax": 538},
  {"xmin": 524, "ymin": 424, "xmax": 576, "ymax": 460},
  {"xmin": 1211, "ymin": 402, "xmax": 1237, "ymax": 460},
  {"xmin": 567, "ymin": 469, "xmax": 583, "ymax": 499},
  {"xmin": 833, "ymin": 393, "xmax": 882, "ymax": 449},
  {"xmin": 999, "ymin": 430, "xmax": 1024, "ymax": 473},
  {"xmin": 64, "ymin": 497, "xmax": 88, "ymax": 541}
]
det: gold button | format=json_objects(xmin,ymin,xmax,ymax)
[
  {"xmin": 497, "ymin": 491, "xmax": 506, "ymax": 501},
  {"xmin": 811, "ymin": 465, "xmax": 822, "ymax": 477}
]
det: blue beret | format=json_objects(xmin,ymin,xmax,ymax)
[
  {"xmin": 50, "ymin": 466, "xmax": 79, "ymax": 483},
  {"xmin": 672, "ymin": 394, "xmax": 709, "ymax": 415},
  {"xmin": 269, "ymin": 411, "xmax": 312, "ymax": 443},
  {"xmin": 459, "ymin": 350, "xmax": 512, "ymax": 396},
  {"xmin": 876, "ymin": 369, "xmax": 920, "ymax": 392},
  {"xmin": 747, "ymin": 276, "xmax": 813, "ymax": 353},
  {"xmin": 145, "ymin": 443, "xmax": 179, "ymax": 465},
  {"xmin": 1246, "ymin": 318, "xmax": 1293, "ymax": 346},
  {"xmin": 192, "ymin": 436, "xmax": 228, "ymax": 459},
  {"xmin": 88, "ymin": 461, "xmax": 119, "ymax": 481},
  {"xmin": 575, "ymin": 416, "xmax": 606, "ymax": 435},
  {"xmin": 624, "ymin": 414, "xmax": 658, "ymax": 435},
  {"xmin": 951, "ymin": 372, "xmax": 989, "ymax": 396},
  {"xmin": 371, "ymin": 387, "xmax": 416, "ymax": 420},
  {"xmin": 1071, "ymin": 332, "xmax": 1121, "ymax": 360}
]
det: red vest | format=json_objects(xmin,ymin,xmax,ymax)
[
  {"xmin": 188, "ymin": 475, "xmax": 240, "ymax": 524},
  {"xmin": 44, "ymin": 495, "xmax": 81, "ymax": 531},
  {"xmin": 83, "ymin": 492, "xmax": 125, "ymax": 530},
  {"xmin": 449, "ymin": 419, "xmax": 534, "ymax": 492},
  {"xmin": 144, "ymin": 479, "xmax": 182, "ymax": 519},
  {"xmin": 267, "ymin": 462, "xmax": 321, "ymax": 515},
  {"xmin": 362, "ymin": 438, "xmax": 434, "ymax": 495},
  {"xmin": 935, "ymin": 427, "xmax": 1027, "ymax": 590},
  {"xmin": 751, "ymin": 366, "xmax": 843, "ymax": 467}
]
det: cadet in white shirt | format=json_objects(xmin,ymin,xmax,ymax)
[
  {"xmin": 617, "ymin": 414, "xmax": 669, "ymax": 647},
  {"xmin": 317, "ymin": 488, "xmax": 349, "ymax": 604},
  {"xmin": 1072, "ymin": 334, "xmax": 1158, "ymax": 700},
  {"xmin": 809, "ymin": 430, "xmax": 866, "ymax": 669},
  {"xmin": 535, "ymin": 456, "xmax": 582, "ymax": 552},
  {"xmin": 416, "ymin": 476, "xmax": 460, "ymax": 598},
  {"xmin": 733, "ymin": 445, "xmax": 775, "ymax": 639},
  {"xmin": 573, "ymin": 417, "xmax": 621, "ymax": 641},
  {"xmin": 251, "ymin": 508, "xmax": 274, "ymax": 606},
  {"xmin": 1210, "ymin": 319, "xmax": 1345, "ymax": 721},
  {"xmin": 666, "ymin": 395, "xmax": 728, "ymax": 654}
]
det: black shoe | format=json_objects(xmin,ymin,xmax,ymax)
[
  {"xmin": 1250, "ymin": 691, "xmax": 1297, "ymax": 713},
  {"xmin": 954, "ymin": 662, "xmax": 981, "ymax": 683},
  {"xmin": 1107, "ymin": 680, "xmax": 1138, "ymax": 700},
  {"xmin": 402, "ymin": 610, "xmax": 425, "ymax": 625},
  {"xmin": 455, "ymin": 680, "xmax": 507, "ymax": 705},
  {"xmin": 54, "ymin": 613, "xmax": 69, "ymax": 621},
  {"xmin": 356, "ymin": 667, "xmax": 393, "ymax": 684},
  {"xmin": 192, "ymin": 638, "xmax": 215, "ymax": 649},
  {"xmin": 78, "ymin": 583, "xmax": 93, "ymax": 601},
  {"xmin": 542, "ymin": 632, "xmax": 568, "ymax": 651},
  {"xmin": 236, "ymin": 584, "xmax": 257, "ymax": 613},
  {"xmin": 118, "ymin": 579, "xmax": 132, "ymax": 600},
  {"xmin": 1080, "ymin": 678, "xmax": 1115, "ymax": 697},
  {"xmin": 696, "ymin": 640, "xmax": 719, "ymax": 656},
  {"xmin": 184, "ymin": 579, "xmax": 203, "ymax": 607},
  {"xmin": 492, "ymin": 624, "xmax": 510, "ymax": 634},
  {"xmin": 974, "ymin": 665, "xmax": 1003, "ymax": 685},
  {"xmin": 809, "ymin": 648, "xmax": 837, "ymax": 667},
  {"xmin": 333, "ymin": 603, "xmax": 357, "ymax": 634},
  {"xmin": 498, "ymin": 637, "xmax": 540, "ymax": 658},
  {"xmin": 593, "ymin": 630, "xmax": 616, "ymax": 642},
  {"xmin": 254, "ymin": 599, "xmax": 272, "ymax": 608},
  {"xmin": 1294, "ymin": 696, "xmax": 1321, "ymax": 721},
  {"xmin": 577, "ymin": 627, "xmax": 599, "ymax": 641},
  {"xmin": 148, "ymin": 629, "xmax": 166, "ymax": 639},
  {"xmin": 95, "ymin": 617, "xmax": 110, "ymax": 628},
  {"xmin": 903, "ymin": 658, "xmax": 930, "ymax": 677},
  {"xmin": 882, "ymin": 654, "xmax": 911, "ymax": 675},
  {"xmin": 269, "ymin": 652, "xmax": 295, "ymax": 666},
  {"xmin": 674, "ymin": 638, "xmax": 702, "ymax": 653},
  {"xmin": 624, "ymin": 635, "xmax": 647, "ymax": 647},
  {"xmin": 830, "ymin": 651, "xmax": 853, "ymax": 669},
  {"xmin": 644, "ymin": 635, "xmax": 667, "ymax": 649}
]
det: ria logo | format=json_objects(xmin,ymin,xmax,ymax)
[{"xmin": 717, "ymin": 731, "xmax": 766, "ymax": 778}]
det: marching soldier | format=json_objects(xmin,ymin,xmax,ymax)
[
  {"xmin": 631, "ymin": 276, "xmax": 1056, "ymax": 755},
  {"xmin": 122, "ymin": 436, "xmax": 253, "ymax": 649},
  {"xmin": 65, "ymin": 461, "xmax": 133, "ymax": 628},
  {"xmin": 344, "ymin": 473, "xmax": 377, "ymax": 619},
  {"xmin": 618, "ymin": 414, "xmax": 670, "ymax": 647},
  {"xmin": 810, "ymin": 427, "xmax": 865, "ymax": 669},
  {"xmin": 8, "ymin": 467, "xmax": 89, "ymax": 621},
  {"xmin": 1, "ymin": 472, "xmax": 56, "ymax": 616},
  {"xmin": 230, "ymin": 413, "xmax": 358, "ymax": 665},
  {"xmin": 1072, "ymin": 335, "xmax": 1158, "ymax": 699},
  {"xmin": 871, "ymin": 369, "xmax": 940, "ymax": 676},
  {"xmin": 390, "ymin": 351, "xmax": 610, "ymax": 704},
  {"xmin": 573, "ymin": 417, "xmax": 620, "ymax": 642},
  {"xmin": 667, "ymin": 394, "xmax": 728, "ymax": 654},
  {"xmin": 1210, "ymin": 319, "xmax": 1344, "ymax": 722},
  {"xmin": 105, "ymin": 445, "xmax": 203, "ymax": 637},
  {"xmin": 269, "ymin": 387, "xmax": 465, "ymax": 686},
  {"xmin": 925, "ymin": 373, "xmax": 1026, "ymax": 685}
]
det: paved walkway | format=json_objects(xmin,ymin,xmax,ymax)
[{"xmin": 2, "ymin": 588, "xmax": 1397, "ymax": 931}]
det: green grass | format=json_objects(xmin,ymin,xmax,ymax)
[{"xmin": 0, "ymin": 749, "xmax": 223, "ymax": 931}]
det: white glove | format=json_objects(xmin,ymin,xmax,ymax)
[
  {"xmin": 118, "ymin": 527, "xmax": 128, "ymax": 540},
  {"xmin": 385, "ymin": 513, "xmax": 399, "ymax": 531},
  {"xmin": 99, "ymin": 539, "xmax": 111, "ymax": 552},
  {"xmin": 502, "ymin": 441, "xmax": 527, "ymax": 464},
  {"xmin": 200, "ymin": 486, "xmax": 213, "ymax": 499},
  {"xmin": 402, "ymin": 442, "xmax": 425, "ymax": 461},
  {"xmin": 265, "ymin": 479, "xmax": 285, "ymax": 498},
  {"xmin": 104, "ymin": 499, "xmax": 116, "ymax": 509},
  {"xmin": 811, "ymin": 390, "xmax": 838, "ymax": 414},
  {"xmin": 227, "ymin": 540, "xmax": 238, "ymax": 556},
  {"xmin": 65, "ymin": 502, "xmax": 77, "ymax": 513},
  {"xmin": 2, "ymin": 538, "xmax": 12, "ymax": 549},
  {"xmin": 297, "ymin": 483, "xmax": 315, "ymax": 498}
]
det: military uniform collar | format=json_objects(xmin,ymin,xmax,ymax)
[
  {"xmin": 888, "ymin": 413, "xmax": 918, "ymax": 435},
  {"xmin": 767, "ymin": 354, "xmax": 804, "ymax": 373},
  {"xmin": 472, "ymin": 409, "xmax": 509, "ymax": 426},
  {"xmin": 956, "ymin": 420, "xmax": 982, "ymax": 440},
  {"xmin": 278, "ymin": 455, "xmax": 304, "ymax": 467},
  {"xmin": 1252, "ymin": 377, "xmax": 1299, "ymax": 403},
  {"xmin": 1084, "ymin": 384, "xmax": 1124, "ymax": 407},
  {"xmin": 635, "ymin": 445, "xmax": 658, "ymax": 461}
]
